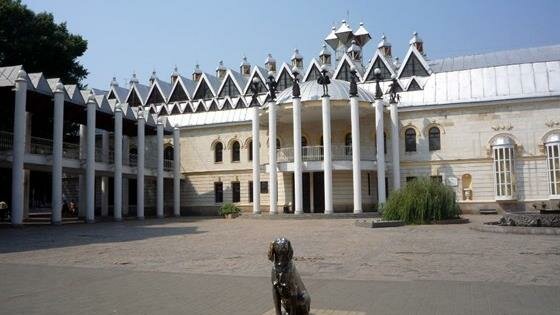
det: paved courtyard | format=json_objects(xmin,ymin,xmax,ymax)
[{"xmin": 1, "ymin": 215, "xmax": 559, "ymax": 314}]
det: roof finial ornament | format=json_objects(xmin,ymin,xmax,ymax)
[
  {"xmin": 317, "ymin": 64, "xmax": 331, "ymax": 97},
  {"xmin": 266, "ymin": 70, "xmax": 277, "ymax": 101},
  {"xmin": 373, "ymin": 68, "xmax": 383, "ymax": 99},
  {"xmin": 129, "ymin": 71, "xmax": 139, "ymax": 85},
  {"xmin": 149, "ymin": 70, "xmax": 157, "ymax": 84},
  {"xmin": 111, "ymin": 76, "xmax": 119, "ymax": 87}
]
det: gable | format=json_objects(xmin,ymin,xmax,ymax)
[
  {"xmin": 222, "ymin": 99, "xmax": 232, "ymax": 110},
  {"xmin": 276, "ymin": 70, "xmax": 293, "ymax": 91},
  {"xmin": 366, "ymin": 56, "xmax": 392, "ymax": 81},
  {"xmin": 400, "ymin": 54, "xmax": 429, "ymax": 77},
  {"xmin": 248, "ymin": 73, "xmax": 267, "ymax": 94},
  {"xmin": 169, "ymin": 83, "xmax": 189, "ymax": 102},
  {"xmin": 306, "ymin": 65, "xmax": 321, "ymax": 82},
  {"xmin": 218, "ymin": 76, "xmax": 241, "ymax": 97},
  {"xmin": 195, "ymin": 101, "xmax": 205, "ymax": 112},
  {"xmin": 407, "ymin": 78, "xmax": 422, "ymax": 91},
  {"xmin": 193, "ymin": 79, "xmax": 214, "ymax": 100},
  {"xmin": 208, "ymin": 100, "xmax": 218, "ymax": 111},
  {"xmin": 336, "ymin": 61, "xmax": 353, "ymax": 82},
  {"xmin": 126, "ymin": 88, "xmax": 143, "ymax": 107},
  {"xmin": 107, "ymin": 90, "xmax": 117, "ymax": 100},
  {"xmin": 146, "ymin": 86, "xmax": 165, "ymax": 104},
  {"xmin": 183, "ymin": 102, "xmax": 193, "ymax": 113}
]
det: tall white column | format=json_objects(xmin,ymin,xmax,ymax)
[
  {"xmin": 78, "ymin": 124, "xmax": 86, "ymax": 217},
  {"xmin": 85, "ymin": 95, "xmax": 96, "ymax": 223},
  {"xmin": 156, "ymin": 121, "xmax": 164, "ymax": 218},
  {"xmin": 173, "ymin": 127, "xmax": 181, "ymax": 217},
  {"xmin": 51, "ymin": 83, "xmax": 64, "ymax": 224},
  {"xmin": 268, "ymin": 101, "xmax": 278, "ymax": 214},
  {"xmin": 321, "ymin": 96, "xmax": 333, "ymax": 214},
  {"xmin": 137, "ymin": 111, "xmax": 145, "ymax": 219},
  {"xmin": 350, "ymin": 96, "xmax": 362, "ymax": 213},
  {"xmin": 389, "ymin": 102, "xmax": 401, "ymax": 190},
  {"xmin": 122, "ymin": 135, "xmax": 129, "ymax": 215},
  {"xmin": 375, "ymin": 99, "xmax": 386, "ymax": 205},
  {"xmin": 100, "ymin": 130, "xmax": 109, "ymax": 217},
  {"xmin": 114, "ymin": 105, "xmax": 123, "ymax": 221},
  {"xmin": 292, "ymin": 97, "xmax": 303, "ymax": 215},
  {"xmin": 251, "ymin": 106, "xmax": 261, "ymax": 214},
  {"xmin": 11, "ymin": 70, "xmax": 27, "ymax": 226}
]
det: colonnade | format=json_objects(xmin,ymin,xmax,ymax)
[
  {"xmin": 9, "ymin": 70, "xmax": 182, "ymax": 226},
  {"xmin": 251, "ymin": 88, "xmax": 401, "ymax": 214}
]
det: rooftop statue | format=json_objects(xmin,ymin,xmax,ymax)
[
  {"xmin": 317, "ymin": 65, "xmax": 331, "ymax": 97},
  {"xmin": 292, "ymin": 67, "xmax": 301, "ymax": 98},
  {"xmin": 268, "ymin": 238, "xmax": 310, "ymax": 315}
]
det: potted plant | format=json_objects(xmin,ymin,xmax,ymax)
[{"xmin": 218, "ymin": 203, "xmax": 241, "ymax": 219}]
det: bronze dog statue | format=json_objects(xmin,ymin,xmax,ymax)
[{"xmin": 268, "ymin": 238, "xmax": 310, "ymax": 315}]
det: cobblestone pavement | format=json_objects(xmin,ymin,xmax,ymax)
[{"xmin": 1, "ymin": 215, "xmax": 559, "ymax": 314}]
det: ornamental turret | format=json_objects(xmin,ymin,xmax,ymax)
[
  {"xmin": 378, "ymin": 35, "xmax": 392, "ymax": 57},
  {"xmin": 265, "ymin": 53, "xmax": 276, "ymax": 72},
  {"xmin": 192, "ymin": 64, "xmax": 202, "ymax": 81},
  {"xmin": 410, "ymin": 32, "xmax": 424, "ymax": 55},
  {"xmin": 216, "ymin": 60, "xmax": 227, "ymax": 79},
  {"xmin": 319, "ymin": 44, "xmax": 331, "ymax": 66},
  {"xmin": 291, "ymin": 49, "xmax": 304, "ymax": 70}
]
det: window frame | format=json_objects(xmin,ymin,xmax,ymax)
[
  {"xmin": 231, "ymin": 141, "xmax": 240, "ymax": 162},
  {"xmin": 492, "ymin": 143, "xmax": 516, "ymax": 200},
  {"xmin": 231, "ymin": 181, "xmax": 240, "ymax": 203},
  {"xmin": 546, "ymin": 139, "xmax": 560, "ymax": 197},
  {"xmin": 214, "ymin": 142, "xmax": 223, "ymax": 163},
  {"xmin": 428, "ymin": 127, "xmax": 441, "ymax": 151},
  {"xmin": 214, "ymin": 182, "xmax": 223, "ymax": 203},
  {"xmin": 404, "ymin": 128, "xmax": 417, "ymax": 152}
]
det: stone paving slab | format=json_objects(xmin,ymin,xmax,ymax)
[{"xmin": 1, "ymin": 263, "xmax": 559, "ymax": 315}]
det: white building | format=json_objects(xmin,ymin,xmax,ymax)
[{"xmin": 1, "ymin": 21, "xmax": 560, "ymax": 224}]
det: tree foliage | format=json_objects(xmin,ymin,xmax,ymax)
[
  {"xmin": 382, "ymin": 177, "xmax": 460, "ymax": 224},
  {"xmin": 0, "ymin": 0, "xmax": 88, "ymax": 85}
]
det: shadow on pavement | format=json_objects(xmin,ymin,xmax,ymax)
[{"xmin": 0, "ymin": 219, "xmax": 206, "ymax": 254}]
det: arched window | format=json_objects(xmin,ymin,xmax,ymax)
[
  {"xmin": 231, "ymin": 141, "xmax": 240, "ymax": 162},
  {"xmin": 345, "ymin": 133, "xmax": 352, "ymax": 156},
  {"xmin": 301, "ymin": 137, "xmax": 308, "ymax": 147},
  {"xmin": 405, "ymin": 128, "xmax": 417, "ymax": 152},
  {"xmin": 214, "ymin": 142, "xmax": 223, "ymax": 163},
  {"xmin": 247, "ymin": 140, "xmax": 253, "ymax": 161},
  {"xmin": 164, "ymin": 146, "xmax": 174, "ymax": 161},
  {"xmin": 545, "ymin": 133, "xmax": 560, "ymax": 196},
  {"xmin": 491, "ymin": 136, "xmax": 516, "ymax": 200},
  {"xmin": 428, "ymin": 127, "xmax": 441, "ymax": 151}
]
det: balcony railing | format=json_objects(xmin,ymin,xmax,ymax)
[
  {"xmin": 0, "ymin": 131, "xmax": 13, "ymax": 151},
  {"xmin": 277, "ymin": 145, "xmax": 376, "ymax": 163}
]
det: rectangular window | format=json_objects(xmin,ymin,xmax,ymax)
[
  {"xmin": 367, "ymin": 173, "xmax": 371, "ymax": 195},
  {"xmin": 232, "ymin": 181, "xmax": 240, "ymax": 203},
  {"xmin": 214, "ymin": 182, "xmax": 223, "ymax": 203},
  {"xmin": 261, "ymin": 181, "xmax": 268, "ymax": 194},
  {"xmin": 547, "ymin": 143, "xmax": 560, "ymax": 196},
  {"xmin": 431, "ymin": 175, "xmax": 443, "ymax": 183},
  {"xmin": 406, "ymin": 176, "xmax": 417, "ymax": 183},
  {"xmin": 493, "ymin": 146, "xmax": 515, "ymax": 199},
  {"xmin": 249, "ymin": 181, "xmax": 253, "ymax": 203},
  {"xmin": 385, "ymin": 177, "xmax": 389, "ymax": 199}
]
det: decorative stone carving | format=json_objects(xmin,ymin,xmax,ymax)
[
  {"xmin": 491, "ymin": 123, "xmax": 513, "ymax": 131},
  {"xmin": 545, "ymin": 120, "xmax": 560, "ymax": 128}
]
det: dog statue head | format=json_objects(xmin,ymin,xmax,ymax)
[{"xmin": 268, "ymin": 237, "xmax": 293, "ymax": 266}]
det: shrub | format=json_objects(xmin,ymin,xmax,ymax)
[
  {"xmin": 382, "ymin": 177, "xmax": 459, "ymax": 224},
  {"xmin": 218, "ymin": 203, "xmax": 241, "ymax": 217}
]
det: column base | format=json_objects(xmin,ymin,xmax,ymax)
[
  {"xmin": 137, "ymin": 216, "xmax": 145, "ymax": 220},
  {"xmin": 10, "ymin": 223, "xmax": 24, "ymax": 228},
  {"xmin": 324, "ymin": 210, "xmax": 334, "ymax": 215},
  {"xmin": 353, "ymin": 210, "xmax": 363, "ymax": 214},
  {"xmin": 114, "ymin": 217, "xmax": 123, "ymax": 222},
  {"xmin": 157, "ymin": 215, "xmax": 164, "ymax": 219},
  {"xmin": 51, "ymin": 220, "xmax": 62, "ymax": 225},
  {"xmin": 85, "ymin": 219, "xmax": 95, "ymax": 224},
  {"xmin": 294, "ymin": 211, "xmax": 304, "ymax": 215},
  {"xmin": 174, "ymin": 214, "xmax": 181, "ymax": 218}
]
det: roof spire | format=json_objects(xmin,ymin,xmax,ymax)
[
  {"xmin": 129, "ymin": 71, "xmax": 139, "ymax": 86},
  {"xmin": 319, "ymin": 44, "xmax": 332, "ymax": 66},
  {"xmin": 378, "ymin": 34, "xmax": 392, "ymax": 57},
  {"xmin": 192, "ymin": 63, "xmax": 202, "ymax": 81},
  {"xmin": 149, "ymin": 70, "xmax": 157, "ymax": 85},
  {"xmin": 409, "ymin": 31, "xmax": 425, "ymax": 55},
  {"xmin": 240, "ymin": 55, "xmax": 251, "ymax": 76},
  {"xmin": 216, "ymin": 60, "xmax": 227, "ymax": 79},
  {"xmin": 291, "ymin": 49, "xmax": 303, "ymax": 70},
  {"xmin": 171, "ymin": 65, "xmax": 179, "ymax": 85}
]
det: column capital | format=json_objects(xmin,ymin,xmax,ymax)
[
  {"xmin": 16, "ymin": 69, "xmax": 27, "ymax": 82},
  {"xmin": 54, "ymin": 82, "xmax": 65, "ymax": 94},
  {"xmin": 86, "ymin": 94, "xmax": 96, "ymax": 104}
]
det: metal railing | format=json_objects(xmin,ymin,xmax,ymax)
[
  {"xmin": 277, "ymin": 145, "xmax": 376, "ymax": 163},
  {"xmin": 164, "ymin": 159, "xmax": 174, "ymax": 171},
  {"xmin": 0, "ymin": 131, "xmax": 13, "ymax": 151}
]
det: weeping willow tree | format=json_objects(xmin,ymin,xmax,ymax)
[{"xmin": 382, "ymin": 177, "xmax": 460, "ymax": 224}]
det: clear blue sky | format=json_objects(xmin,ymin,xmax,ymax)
[{"xmin": 23, "ymin": 0, "xmax": 560, "ymax": 89}]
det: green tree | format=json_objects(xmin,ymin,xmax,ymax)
[{"xmin": 0, "ymin": 0, "xmax": 88, "ymax": 85}]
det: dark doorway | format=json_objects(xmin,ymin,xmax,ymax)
[
  {"xmin": 291, "ymin": 173, "xmax": 311, "ymax": 213},
  {"xmin": 128, "ymin": 178, "xmax": 137, "ymax": 216},
  {"xmin": 312, "ymin": 172, "xmax": 324, "ymax": 212},
  {"xmin": 30, "ymin": 171, "xmax": 52, "ymax": 211}
]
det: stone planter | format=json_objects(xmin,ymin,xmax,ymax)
[{"xmin": 224, "ymin": 213, "xmax": 240, "ymax": 219}]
